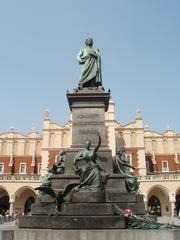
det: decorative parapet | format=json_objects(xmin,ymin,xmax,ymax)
[
  {"xmin": 0, "ymin": 174, "xmax": 41, "ymax": 182},
  {"xmin": 137, "ymin": 173, "xmax": 180, "ymax": 182}
]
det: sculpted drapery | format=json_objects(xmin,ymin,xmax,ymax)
[
  {"xmin": 77, "ymin": 38, "xmax": 102, "ymax": 88},
  {"xmin": 73, "ymin": 135, "xmax": 108, "ymax": 192}
]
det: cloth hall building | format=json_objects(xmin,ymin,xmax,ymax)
[{"xmin": 0, "ymin": 99, "xmax": 180, "ymax": 218}]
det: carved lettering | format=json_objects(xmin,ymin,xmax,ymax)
[
  {"xmin": 74, "ymin": 121, "xmax": 104, "ymax": 126},
  {"xmin": 77, "ymin": 114, "xmax": 100, "ymax": 119},
  {"xmin": 79, "ymin": 129, "xmax": 98, "ymax": 135}
]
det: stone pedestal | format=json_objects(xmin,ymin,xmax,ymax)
[
  {"xmin": 67, "ymin": 88, "xmax": 110, "ymax": 147},
  {"xmin": 19, "ymin": 88, "xmax": 146, "ymax": 230},
  {"xmin": 19, "ymin": 189, "xmax": 145, "ymax": 229}
]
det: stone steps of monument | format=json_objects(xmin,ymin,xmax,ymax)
[
  {"xmin": 61, "ymin": 202, "xmax": 145, "ymax": 216},
  {"xmin": 31, "ymin": 202, "xmax": 55, "ymax": 215},
  {"xmin": 71, "ymin": 191, "xmax": 143, "ymax": 203},
  {"xmin": 62, "ymin": 203, "xmax": 114, "ymax": 215},
  {"xmin": 18, "ymin": 215, "xmax": 125, "ymax": 229}
]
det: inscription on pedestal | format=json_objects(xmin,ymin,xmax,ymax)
[
  {"xmin": 72, "ymin": 108, "xmax": 105, "ymax": 146},
  {"xmin": 67, "ymin": 90, "xmax": 110, "ymax": 147}
]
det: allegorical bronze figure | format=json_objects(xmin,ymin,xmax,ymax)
[
  {"xmin": 114, "ymin": 149, "xmax": 139, "ymax": 193},
  {"xmin": 73, "ymin": 134, "xmax": 108, "ymax": 192}
]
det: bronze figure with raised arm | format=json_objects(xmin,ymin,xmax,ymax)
[{"xmin": 73, "ymin": 133, "xmax": 108, "ymax": 192}]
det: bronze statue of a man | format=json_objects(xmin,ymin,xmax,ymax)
[{"xmin": 77, "ymin": 38, "xmax": 102, "ymax": 88}]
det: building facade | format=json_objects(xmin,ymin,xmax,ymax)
[{"xmin": 0, "ymin": 100, "xmax": 180, "ymax": 218}]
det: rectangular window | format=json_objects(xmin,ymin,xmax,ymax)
[
  {"xmin": 0, "ymin": 163, "xmax": 4, "ymax": 174},
  {"xmin": 37, "ymin": 163, "xmax": 41, "ymax": 174},
  {"xmin": 19, "ymin": 163, "xmax": 26, "ymax": 174},
  {"xmin": 162, "ymin": 161, "xmax": 169, "ymax": 172}
]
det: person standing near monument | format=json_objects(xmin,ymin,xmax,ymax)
[{"xmin": 77, "ymin": 37, "xmax": 102, "ymax": 88}]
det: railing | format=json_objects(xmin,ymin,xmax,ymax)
[
  {"xmin": 0, "ymin": 173, "xmax": 180, "ymax": 182},
  {"xmin": 0, "ymin": 174, "xmax": 41, "ymax": 182},
  {"xmin": 137, "ymin": 173, "xmax": 180, "ymax": 181}
]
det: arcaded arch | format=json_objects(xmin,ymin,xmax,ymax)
[
  {"xmin": 147, "ymin": 184, "xmax": 169, "ymax": 198},
  {"xmin": 0, "ymin": 185, "xmax": 10, "ymax": 198},
  {"xmin": 175, "ymin": 187, "xmax": 180, "ymax": 195},
  {"xmin": 14, "ymin": 186, "xmax": 36, "ymax": 199},
  {"xmin": 14, "ymin": 186, "xmax": 36, "ymax": 214},
  {"xmin": 0, "ymin": 186, "xmax": 10, "ymax": 215},
  {"xmin": 147, "ymin": 185, "xmax": 170, "ymax": 216},
  {"xmin": 175, "ymin": 187, "xmax": 180, "ymax": 216}
]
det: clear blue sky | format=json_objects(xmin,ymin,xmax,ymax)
[{"xmin": 0, "ymin": 0, "xmax": 180, "ymax": 134}]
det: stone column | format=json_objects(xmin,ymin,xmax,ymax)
[
  {"xmin": 169, "ymin": 192, "xmax": 176, "ymax": 217},
  {"xmin": 170, "ymin": 201, "xmax": 176, "ymax": 217},
  {"xmin": 9, "ymin": 201, "xmax": 14, "ymax": 216},
  {"xmin": 143, "ymin": 193, "xmax": 148, "ymax": 213}
]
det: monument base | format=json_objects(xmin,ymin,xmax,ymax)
[
  {"xmin": 18, "ymin": 215, "xmax": 125, "ymax": 229},
  {"xmin": 1, "ymin": 229, "xmax": 180, "ymax": 240},
  {"xmin": 19, "ymin": 191, "xmax": 145, "ymax": 229}
]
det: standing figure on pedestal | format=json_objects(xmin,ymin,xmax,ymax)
[
  {"xmin": 114, "ymin": 149, "xmax": 139, "ymax": 193},
  {"xmin": 53, "ymin": 150, "xmax": 66, "ymax": 174},
  {"xmin": 77, "ymin": 37, "xmax": 102, "ymax": 88},
  {"xmin": 73, "ymin": 134, "xmax": 108, "ymax": 192}
]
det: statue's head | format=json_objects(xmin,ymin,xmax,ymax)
[
  {"xmin": 59, "ymin": 150, "xmax": 65, "ymax": 156},
  {"xmin": 116, "ymin": 148, "xmax": 125, "ymax": 155},
  {"xmin": 85, "ymin": 37, "xmax": 93, "ymax": 47},
  {"xmin": 85, "ymin": 139, "xmax": 91, "ymax": 149}
]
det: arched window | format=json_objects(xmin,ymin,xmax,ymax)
[
  {"xmin": 131, "ymin": 132, "xmax": 136, "ymax": 147},
  {"xmin": 152, "ymin": 140, "xmax": 157, "ymax": 153},
  {"xmin": 62, "ymin": 132, "xmax": 67, "ymax": 148},
  {"xmin": 13, "ymin": 141, "xmax": 18, "ymax": 155},
  {"xmin": 24, "ymin": 141, "xmax": 30, "ymax": 155},
  {"xmin": 148, "ymin": 195, "xmax": 161, "ymax": 216},
  {"xmin": 174, "ymin": 139, "xmax": 178, "ymax": 152},
  {"xmin": 1, "ymin": 141, "xmax": 7, "ymax": 155},
  {"xmin": 50, "ymin": 133, "xmax": 55, "ymax": 148},
  {"xmin": 35, "ymin": 141, "xmax": 41, "ymax": 155},
  {"xmin": 163, "ymin": 139, "xmax": 168, "ymax": 153}
]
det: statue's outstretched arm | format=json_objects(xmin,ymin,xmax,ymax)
[
  {"xmin": 77, "ymin": 49, "xmax": 84, "ymax": 64},
  {"xmin": 94, "ymin": 133, "xmax": 101, "ymax": 153},
  {"xmin": 122, "ymin": 162, "xmax": 136, "ymax": 170}
]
